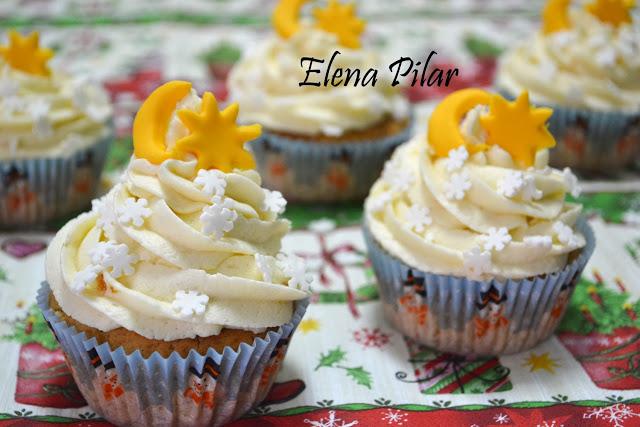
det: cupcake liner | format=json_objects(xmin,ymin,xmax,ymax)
[
  {"xmin": 363, "ymin": 219, "xmax": 595, "ymax": 356},
  {"xmin": 250, "ymin": 119, "xmax": 413, "ymax": 202},
  {"xmin": 37, "ymin": 283, "xmax": 309, "ymax": 427},
  {"xmin": 500, "ymin": 88, "xmax": 640, "ymax": 172},
  {"xmin": 0, "ymin": 131, "xmax": 113, "ymax": 229}
]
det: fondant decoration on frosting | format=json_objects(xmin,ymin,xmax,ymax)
[
  {"xmin": 263, "ymin": 189, "xmax": 287, "ymax": 214},
  {"xmin": 542, "ymin": 0, "xmax": 572, "ymax": 34},
  {"xmin": 133, "ymin": 80, "xmax": 261, "ymax": 172},
  {"xmin": 405, "ymin": 204, "xmax": 432, "ymax": 234},
  {"xmin": 444, "ymin": 170, "xmax": 471, "ymax": 201},
  {"xmin": 479, "ymin": 92, "xmax": 555, "ymax": 168},
  {"xmin": 585, "ymin": 0, "xmax": 634, "ymax": 27},
  {"xmin": 200, "ymin": 196, "xmax": 238, "ymax": 239},
  {"xmin": 272, "ymin": 0, "xmax": 365, "ymax": 49},
  {"xmin": 0, "ymin": 31, "xmax": 53, "ymax": 76},
  {"xmin": 482, "ymin": 227, "xmax": 512, "ymax": 252},
  {"xmin": 172, "ymin": 290, "xmax": 209, "ymax": 319}
]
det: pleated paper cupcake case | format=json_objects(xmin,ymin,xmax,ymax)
[
  {"xmin": 0, "ymin": 133, "xmax": 112, "ymax": 229},
  {"xmin": 250, "ymin": 119, "xmax": 413, "ymax": 202},
  {"xmin": 363, "ymin": 219, "xmax": 595, "ymax": 356},
  {"xmin": 37, "ymin": 283, "xmax": 309, "ymax": 427}
]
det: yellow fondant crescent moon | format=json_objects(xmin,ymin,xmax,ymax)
[
  {"xmin": 542, "ymin": 0, "xmax": 572, "ymax": 34},
  {"xmin": 427, "ymin": 88, "xmax": 492, "ymax": 158},
  {"xmin": 273, "ymin": 0, "xmax": 309, "ymax": 38},
  {"xmin": 133, "ymin": 80, "xmax": 193, "ymax": 164}
]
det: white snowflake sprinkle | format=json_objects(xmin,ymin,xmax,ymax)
[
  {"xmin": 445, "ymin": 146, "xmax": 469, "ymax": 172},
  {"xmin": 117, "ymin": 197, "xmax": 152, "ymax": 227},
  {"xmin": 255, "ymin": 253, "xmax": 273, "ymax": 283},
  {"xmin": 583, "ymin": 404, "xmax": 640, "ymax": 427},
  {"xmin": 405, "ymin": 204, "xmax": 432, "ymax": 233},
  {"xmin": 445, "ymin": 170, "xmax": 471, "ymax": 200},
  {"xmin": 497, "ymin": 170, "xmax": 525, "ymax": 198},
  {"xmin": 522, "ymin": 175, "xmax": 543, "ymax": 201},
  {"xmin": 70, "ymin": 265, "xmax": 101, "ymax": 293},
  {"xmin": 172, "ymin": 290, "xmax": 209, "ymax": 318},
  {"xmin": 89, "ymin": 241, "xmax": 119, "ymax": 265},
  {"xmin": 562, "ymin": 167, "xmax": 581, "ymax": 198},
  {"xmin": 595, "ymin": 47, "xmax": 617, "ymax": 68},
  {"xmin": 277, "ymin": 253, "xmax": 312, "ymax": 292},
  {"xmin": 523, "ymin": 235, "xmax": 553, "ymax": 250},
  {"xmin": 100, "ymin": 243, "xmax": 137, "ymax": 278},
  {"xmin": 200, "ymin": 196, "xmax": 237, "ymax": 239},
  {"xmin": 368, "ymin": 192, "xmax": 392, "ymax": 213},
  {"xmin": 482, "ymin": 227, "xmax": 512, "ymax": 252},
  {"xmin": 382, "ymin": 161, "xmax": 414, "ymax": 193},
  {"xmin": 262, "ymin": 189, "xmax": 287, "ymax": 214},
  {"xmin": 92, "ymin": 196, "xmax": 117, "ymax": 237},
  {"xmin": 553, "ymin": 221, "xmax": 580, "ymax": 248},
  {"xmin": 194, "ymin": 169, "xmax": 226, "ymax": 197},
  {"xmin": 463, "ymin": 247, "xmax": 491, "ymax": 279}
]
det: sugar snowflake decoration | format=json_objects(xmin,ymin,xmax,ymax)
[
  {"xmin": 28, "ymin": 99, "xmax": 53, "ymax": 139},
  {"xmin": 89, "ymin": 241, "xmax": 118, "ymax": 265},
  {"xmin": 277, "ymin": 253, "xmax": 312, "ymax": 292},
  {"xmin": 255, "ymin": 253, "xmax": 273, "ymax": 283},
  {"xmin": 262, "ymin": 189, "xmax": 287, "ymax": 214},
  {"xmin": 463, "ymin": 247, "xmax": 491, "ymax": 279},
  {"xmin": 92, "ymin": 196, "xmax": 117, "ymax": 237},
  {"xmin": 172, "ymin": 290, "xmax": 209, "ymax": 318},
  {"xmin": 70, "ymin": 265, "xmax": 100, "ymax": 293},
  {"xmin": 2, "ymin": 96, "xmax": 24, "ymax": 116},
  {"xmin": 522, "ymin": 175, "xmax": 543, "ymax": 201},
  {"xmin": 117, "ymin": 197, "xmax": 152, "ymax": 227},
  {"xmin": 367, "ymin": 192, "xmax": 392, "ymax": 213},
  {"xmin": 194, "ymin": 169, "xmax": 226, "ymax": 197},
  {"xmin": 595, "ymin": 47, "xmax": 617, "ymax": 68},
  {"xmin": 99, "ymin": 243, "xmax": 138, "ymax": 278},
  {"xmin": 405, "ymin": 204, "xmax": 432, "ymax": 233},
  {"xmin": 562, "ymin": 167, "xmax": 581, "ymax": 198},
  {"xmin": 497, "ymin": 170, "xmax": 524, "ymax": 198},
  {"xmin": 523, "ymin": 235, "xmax": 553, "ymax": 250},
  {"xmin": 445, "ymin": 170, "xmax": 471, "ymax": 200},
  {"xmin": 445, "ymin": 146, "xmax": 469, "ymax": 172},
  {"xmin": 200, "ymin": 196, "xmax": 237, "ymax": 239},
  {"xmin": 553, "ymin": 221, "xmax": 580, "ymax": 248},
  {"xmin": 382, "ymin": 161, "xmax": 414, "ymax": 192},
  {"xmin": 482, "ymin": 227, "xmax": 512, "ymax": 252}
]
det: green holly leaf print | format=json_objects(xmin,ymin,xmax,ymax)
[
  {"xmin": 345, "ymin": 366, "xmax": 373, "ymax": 389},
  {"xmin": 315, "ymin": 347, "xmax": 346, "ymax": 370}
]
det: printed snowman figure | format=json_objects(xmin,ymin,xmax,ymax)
[
  {"xmin": 617, "ymin": 117, "xmax": 640, "ymax": 160},
  {"xmin": 562, "ymin": 115, "xmax": 589, "ymax": 159},
  {"xmin": 324, "ymin": 149, "xmax": 354, "ymax": 197},
  {"xmin": 182, "ymin": 357, "xmax": 220, "ymax": 410},
  {"xmin": 474, "ymin": 285, "xmax": 508, "ymax": 338},
  {"xmin": 399, "ymin": 270, "xmax": 428, "ymax": 326},
  {"xmin": 257, "ymin": 337, "xmax": 290, "ymax": 400},
  {"xmin": 1, "ymin": 166, "xmax": 39, "ymax": 223},
  {"xmin": 67, "ymin": 151, "xmax": 95, "ymax": 211},
  {"xmin": 87, "ymin": 348, "xmax": 124, "ymax": 402},
  {"xmin": 261, "ymin": 140, "xmax": 290, "ymax": 193},
  {"xmin": 551, "ymin": 276, "xmax": 579, "ymax": 319}
]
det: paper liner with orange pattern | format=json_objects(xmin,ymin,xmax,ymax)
[
  {"xmin": 37, "ymin": 282, "xmax": 308, "ymax": 427},
  {"xmin": 363, "ymin": 219, "xmax": 595, "ymax": 356}
]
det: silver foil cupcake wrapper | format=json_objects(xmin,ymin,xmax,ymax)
[
  {"xmin": 37, "ymin": 282, "xmax": 309, "ymax": 426},
  {"xmin": 250, "ymin": 118, "xmax": 413, "ymax": 202},
  {"xmin": 363, "ymin": 219, "xmax": 595, "ymax": 356},
  {"xmin": 0, "ymin": 132, "xmax": 112, "ymax": 229}
]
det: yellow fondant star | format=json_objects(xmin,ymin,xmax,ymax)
[
  {"xmin": 479, "ymin": 92, "xmax": 555, "ymax": 168},
  {"xmin": 523, "ymin": 352, "xmax": 559, "ymax": 373},
  {"xmin": 173, "ymin": 92, "xmax": 261, "ymax": 172},
  {"xmin": 0, "ymin": 31, "xmax": 53, "ymax": 76},
  {"xmin": 542, "ymin": 0, "xmax": 572, "ymax": 34},
  {"xmin": 313, "ymin": 0, "xmax": 366, "ymax": 49},
  {"xmin": 585, "ymin": 0, "xmax": 634, "ymax": 27}
]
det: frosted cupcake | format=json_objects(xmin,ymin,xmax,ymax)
[
  {"xmin": 229, "ymin": 0, "xmax": 411, "ymax": 202},
  {"xmin": 496, "ymin": 0, "xmax": 640, "ymax": 171},
  {"xmin": 39, "ymin": 81, "xmax": 309, "ymax": 426},
  {"xmin": 364, "ymin": 88, "xmax": 595, "ymax": 355},
  {"xmin": 0, "ymin": 30, "xmax": 112, "ymax": 228}
]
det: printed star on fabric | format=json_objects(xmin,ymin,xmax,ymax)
[
  {"xmin": 480, "ymin": 92, "xmax": 555, "ymax": 168},
  {"xmin": 0, "ymin": 31, "xmax": 53, "ymax": 76},
  {"xmin": 585, "ymin": 0, "xmax": 634, "ymax": 27},
  {"xmin": 313, "ymin": 0, "xmax": 366, "ymax": 49},
  {"xmin": 172, "ymin": 290, "xmax": 209, "ymax": 318},
  {"xmin": 523, "ymin": 352, "xmax": 559, "ymax": 373},
  {"xmin": 299, "ymin": 318, "xmax": 320, "ymax": 334}
]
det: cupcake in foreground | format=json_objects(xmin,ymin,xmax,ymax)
[
  {"xmin": 364, "ymin": 88, "xmax": 595, "ymax": 355},
  {"xmin": 496, "ymin": 0, "xmax": 640, "ymax": 171},
  {"xmin": 229, "ymin": 0, "xmax": 411, "ymax": 202},
  {"xmin": 0, "ymin": 30, "xmax": 112, "ymax": 228},
  {"xmin": 39, "ymin": 81, "xmax": 310, "ymax": 426}
]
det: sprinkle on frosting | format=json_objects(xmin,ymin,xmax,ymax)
[
  {"xmin": 194, "ymin": 168, "xmax": 227, "ymax": 197},
  {"xmin": 0, "ymin": 31, "xmax": 53, "ymax": 76},
  {"xmin": 406, "ymin": 204, "xmax": 432, "ymax": 233},
  {"xmin": 255, "ymin": 254, "xmax": 273, "ymax": 283},
  {"xmin": 278, "ymin": 254, "xmax": 313, "ymax": 292},
  {"xmin": 263, "ymin": 189, "xmax": 287, "ymax": 214},
  {"xmin": 524, "ymin": 235, "xmax": 553, "ymax": 250},
  {"xmin": 497, "ymin": 170, "xmax": 525, "ymax": 198},
  {"xmin": 563, "ymin": 168, "xmax": 582, "ymax": 197},
  {"xmin": 383, "ymin": 160, "xmax": 415, "ymax": 192},
  {"xmin": 445, "ymin": 146, "xmax": 469, "ymax": 172},
  {"xmin": 92, "ymin": 196, "xmax": 117, "ymax": 238},
  {"xmin": 116, "ymin": 197, "xmax": 152, "ymax": 228},
  {"xmin": 463, "ymin": 247, "xmax": 492, "ymax": 279},
  {"xmin": 553, "ymin": 221, "xmax": 580, "ymax": 247},
  {"xmin": 482, "ymin": 227, "xmax": 512, "ymax": 252},
  {"xmin": 200, "ymin": 196, "xmax": 238, "ymax": 239},
  {"xmin": 172, "ymin": 290, "xmax": 209, "ymax": 319},
  {"xmin": 97, "ymin": 243, "xmax": 138, "ymax": 279},
  {"xmin": 445, "ymin": 170, "xmax": 471, "ymax": 200},
  {"xmin": 70, "ymin": 266, "xmax": 100, "ymax": 294}
]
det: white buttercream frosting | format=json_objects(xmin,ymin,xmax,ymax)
[
  {"xmin": 497, "ymin": 8, "xmax": 640, "ymax": 111},
  {"xmin": 228, "ymin": 26, "xmax": 408, "ymax": 136},
  {"xmin": 0, "ymin": 61, "xmax": 112, "ymax": 159}
]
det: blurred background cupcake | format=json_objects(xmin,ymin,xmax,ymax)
[
  {"xmin": 0, "ymin": 30, "xmax": 113, "ymax": 229},
  {"xmin": 229, "ymin": 0, "xmax": 412, "ymax": 203},
  {"xmin": 495, "ymin": 0, "xmax": 639, "ymax": 173},
  {"xmin": 364, "ymin": 88, "xmax": 595, "ymax": 355}
]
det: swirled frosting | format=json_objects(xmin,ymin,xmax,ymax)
[
  {"xmin": 46, "ymin": 92, "xmax": 307, "ymax": 341},
  {"xmin": 0, "ymin": 61, "xmax": 112, "ymax": 159},
  {"xmin": 228, "ymin": 26, "xmax": 409, "ymax": 136},
  {"xmin": 497, "ymin": 8, "xmax": 640, "ymax": 111},
  {"xmin": 365, "ymin": 127, "xmax": 586, "ymax": 280}
]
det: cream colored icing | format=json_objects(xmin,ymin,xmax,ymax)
[
  {"xmin": 0, "ymin": 61, "xmax": 112, "ymax": 159},
  {"xmin": 228, "ymin": 26, "xmax": 409, "ymax": 136},
  {"xmin": 46, "ymin": 92, "xmax": 307, "ymax": 341},
  {"xmin": 497, "ymin": 8, "xmax": 640, "ymax": 111},
  {"xmin": 365, "ymin": 126, "xmax": 585, "ymax": 280}
]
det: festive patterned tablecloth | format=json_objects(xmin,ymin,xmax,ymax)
[{"xmin": 1, "ymin": 1, "xmax": 640, "ymax": 426}]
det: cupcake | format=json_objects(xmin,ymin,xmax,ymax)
[
  {"xmin": 364, "ymin": 88, "xmax": 595, "ymax": 355},
  {"xmin": 496, "ymin": 0, "xmax": 640, "ymax": 172},
  {"xmin": 0, "ymin": 30, "xmax": 113, "ymax": 228},
  {"xmin": 39, "ymin": 81, "xmax": 309, "ymax": 426},
  {"xmin": 228, "ymin": 0, "xmax": 411, "ymax": 202}
]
